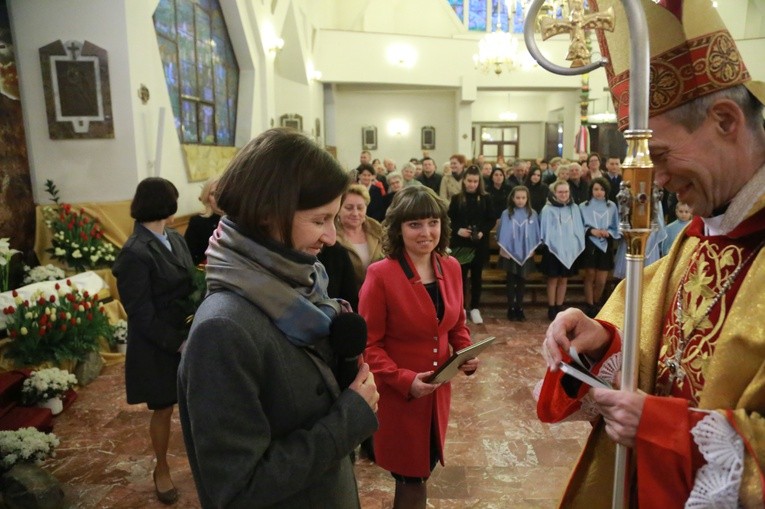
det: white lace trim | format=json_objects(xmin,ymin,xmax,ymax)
[
  {"xmin": 685, "ymin": 412, "xmax": 744, "ymax": 509},
  {"xmin": 596, "ymin": 352, "xmax": 622, "ymax": 387}
]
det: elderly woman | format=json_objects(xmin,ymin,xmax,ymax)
[
  {"xmin": 178, "ymin": 129, "xmax": 379, "ymax": 508},
  {"xmin": 360, "ymin": 186, "xmax": 478, "ymax": 509},
  {"xmin": 183, "ymin": 177, "xmax": 222, "ymax": 265},
  {"xmin": 401, "ymin": 162, "xmax": 423, "ymax": 188},
  {"xmin": 336, "ymin": 184, "xmax": 385, "ymax": 287},
  {"xmin": 112, "ymin": 177, "xmax": 195, "ymax": 505}
]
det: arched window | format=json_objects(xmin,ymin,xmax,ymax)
[
  {"xmin": 153, "ymin": 0, "xmax": 239, "ymax": 146},
  {"xmin": 448, "ymin": 0, "xmax": 572, "ymax": 34}
]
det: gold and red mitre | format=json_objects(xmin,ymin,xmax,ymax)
[{"xmin": 591, "ymin": 0, "xmax": 765, "ymax": 130}]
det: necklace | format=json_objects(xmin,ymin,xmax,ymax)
[{"xmin": 664, "ymin": 238, "xmax": 765, "ymax": 389}]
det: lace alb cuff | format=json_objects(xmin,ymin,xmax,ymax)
[{"xmin": 685, "ymin": 411, "xmax": 743, "ymax": 509}]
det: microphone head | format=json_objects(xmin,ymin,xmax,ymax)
[{"xmin": 329, "ymin": 313, "xmax": 367, "ymax": 358}]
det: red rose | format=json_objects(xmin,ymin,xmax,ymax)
[
  {"xmin": 86, "ymin": 313, "xmax": 93, "ymax": 321},
  {"xmin": 9, "ymin": 330, "xmax": 17, "ymax": 338},
  {"xmin": 49, "ymin": 295, "xmax": 56, "ymax": 303},
  {"xmin": 60, "ymin": 325, "xmax": 67, "ymax": 332},
  {"xmin": 37, "ymin": 298, "xmax": 46, "ymax": 306},
  {"xmin": 66, "ymin": 279, "xmax": 72, "ymax": 286},
  {"xmin": 39, "ymin": 326, "xmax": 46, "ymax": 335},
  {"xmin": 83, "ymin": 291, "xmax": 89, "ymax": 298},
  {"xmin": 55, "ymin": 283, "xmax": 61, "ymax": 290},
  {"xmin": 39, "ymin": 315, "xmax": 48, "ymax": 325},
  {"xmin": 11, "ymin": 290, "xmax": 18, "ymax": 297},
  {"xmin": 70, "ymin": 318, "xmax": 76, "ymax": 325},
  {"xmin": 59, "ymin": 312, "xmax": 66, "ymax": 320}
]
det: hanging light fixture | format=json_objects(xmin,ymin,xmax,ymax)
[{"xmin": 473, "ymin": 1, "xmax": 537, "ymax": 75}]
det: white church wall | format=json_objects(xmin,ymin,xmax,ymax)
[
  {"xmin": 9, "ymin": 0, "xmax": 140, "ymax": 206},
  {"xmin": 332, "ymin": 87, "xmax": 457, "ymax": 171}
]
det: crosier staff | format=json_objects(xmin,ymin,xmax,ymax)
[{"xmin": 523, "ymin": 1, "xmax": 655, "ymax": 508}]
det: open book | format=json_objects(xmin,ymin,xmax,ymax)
[{"xmin": 558, "ymin": 347, "xmax": 612, "ymax": 390}]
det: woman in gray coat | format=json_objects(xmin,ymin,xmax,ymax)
[
  {"xmin": 178, "ymin": 128, "xmax": 379, "ymax": 508},
  {"xmin": 112, "ymin": 177, "xmax": 194, "ymax": 505}
]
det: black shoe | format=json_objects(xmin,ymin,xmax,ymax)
[
  {"xmin": 507, "ymin": 307, "xmax": 517, "ymax": 321},
  {"xmin": 516, "ymin": 308, "xmax": 526, "ymax": 322},
  {"xmin": 360, "ymin": 436, "xmax": 375, "ymax": 463},
  {"xmin": 547, "ymin": 306, "xmax": 557, "ymax": 321}
]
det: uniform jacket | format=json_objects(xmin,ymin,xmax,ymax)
[
  {"xmin": 359, "ymin": 253, "xmax": 472, "ymax": 477},
  {"xmin": 111, "ymin": 222, "xmax": 194, "ymax": 406}
]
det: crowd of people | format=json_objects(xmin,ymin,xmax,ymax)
[
  {"xmin": 348, "ymin": 148, "xmax": 691, "ymax": 324},
  {"xmin": 111, "ymin": 136, "xmax": 699, "ymax": 508},
  {"xmin": 105, "ymin": 0, "xmax": 765, "ymax": 506}
]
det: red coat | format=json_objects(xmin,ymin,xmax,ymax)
[{"xmin": 359, "ymin": 252, "xmax": 472, "ymax": 477}]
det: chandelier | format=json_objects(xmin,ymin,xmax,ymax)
[{"xmin": 473, "ymin": 1, "xmax": 539, "ymax": 75}]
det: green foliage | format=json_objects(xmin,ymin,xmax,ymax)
[{"xmin": 2, "ymin": 282, "xmax": 113, "ymax": 367}]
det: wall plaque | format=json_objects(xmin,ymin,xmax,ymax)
[{"xmin": 39, "ymin": 39, "xmax": 114, "ymax": 139}]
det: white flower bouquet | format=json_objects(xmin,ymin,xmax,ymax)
[
  {"xmin": 113, "ymin": 319, "xmax": 127, "ymax": 344},
  {"xmin": 20, "ymin": 368, "xmax": 78, "ymax": 406},
  {"xmin": 0, "ymin": 427, "xmax": 60, "ymax": 472},
  {"xmin": 23, "ymin": 264, "xmax": 66, "ymax": 285}
]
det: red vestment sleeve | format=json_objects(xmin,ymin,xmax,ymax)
[
  {"xmin": 536, "ymin": 320, "xmax": 622, "ymax": 423},
  {"xmin": 636, "ymin": 396, "xmax": 707, "ymax": 508}
]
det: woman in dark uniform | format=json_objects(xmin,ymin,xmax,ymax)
[{"xmin": 112, "ymin": 177, "xmax": 194, "ymax": 505}]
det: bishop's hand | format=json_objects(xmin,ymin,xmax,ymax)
[{"xmin": 542, "ymin": 308, "xmax": 612, "ymax": 371}]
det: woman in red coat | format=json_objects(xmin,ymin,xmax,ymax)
[{"xmin": 359, "ymin": 186, "xmax": 479, "ymax": 509}]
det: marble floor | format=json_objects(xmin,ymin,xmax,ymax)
[{"xmin": 40, "ymin": 295, "xmax": 591, "ymax": 508}]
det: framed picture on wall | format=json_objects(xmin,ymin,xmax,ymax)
[
  {"xmin": 280, "ymin": 114, "xmax": 303, "ymax": 131},
  {"xmin": 362, "ymin": 126, "xmax": 377, "ymax": 150},
  {"xmin": 421, "ymin": 126, "xmax": 435, "ymax": 150}
]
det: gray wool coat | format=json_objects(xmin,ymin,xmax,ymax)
[{"xmin": 178, "ymin": 290, "xmax": 378, "ymax": 508}]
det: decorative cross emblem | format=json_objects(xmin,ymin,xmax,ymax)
[
  {"xmin": 66, "ymin": 41, "xmax": 81, "ymax": 60},
  {"xmin": 539, "ymin": 0, "xmax": 615, "ymax": 67}
]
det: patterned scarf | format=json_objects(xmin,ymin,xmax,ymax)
[{"xmin": 205, "ymin": 218, "xmax": 341, "ymax": 347}]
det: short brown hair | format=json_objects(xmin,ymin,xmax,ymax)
[
  {"xmin": 130, "ymin": 177, "xmax": 179, "ymax": 222},
  {"xmin": 216, "ymin": 128, "xmax": 348, "ymax": 247},
  {"xmin": 382, "ymin": 186, "xmax": 451, "ymax": 259}
]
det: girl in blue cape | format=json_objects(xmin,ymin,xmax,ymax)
[
  {"xmin": 660, "ymin": 202, "xmax": 693, "ymax": 256},
  {"xmin": 539, "ymin": 180, "xmax": 586, "ymax": 320},
  {"xmin": 578, "ymin": 177, "xmax": 621, "ymax": 317},
  {"xmin": 497, "ymin": 186, "xmax": 541, "ymax": 321}
]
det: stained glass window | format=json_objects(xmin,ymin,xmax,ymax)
[
  {"xmin": 448, "ymin": 0, "xmax": 568, "ymax": 33},
  {"xmin": 153, "ymin": 0, "xmax": 239, "ymax": 146}
]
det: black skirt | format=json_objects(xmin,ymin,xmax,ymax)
[
  {"xmin": 539, "ymin": 249, "xmax": 578, "ymax": 277},
  {"xmin": 577, "ymin": 237, "xmax": 615, "ymax": 271}
]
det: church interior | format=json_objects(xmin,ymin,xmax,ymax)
[{"xmin": 1, "ymin": 0, "xmax": 764, "ymax": 507}]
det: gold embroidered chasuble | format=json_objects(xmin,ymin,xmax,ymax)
[{"xmin": 550, "ymin": 193, "xmax": 765, "ymax": 508}]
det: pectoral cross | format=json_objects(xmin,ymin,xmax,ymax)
[{"xmin": 539, "ymin": 0, "xmax": 615, "ymax": 67}]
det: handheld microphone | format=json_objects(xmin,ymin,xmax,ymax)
[{"xmin": 328, "ymin": 313, "xmax": 368, "ymax": 389}]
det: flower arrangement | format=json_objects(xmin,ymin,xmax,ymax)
[
  {"xmin": 2, "ymin": 280, "xmax": 113, "ymax": 366},
  {"xmin": 112, "ymin": 319, "xmax": 127, "ymax": 345},
  {"xmin": 20, "ymin": 368, "xmax": 78, "ymax": 406},
  {"xmin": 43, "ymin": 180, "xmax": 118, "ymax": 273},
  {"xmin": 0, "ymin": 427, "xmax": 60, "ymax": 472},
  {"xmin": 1, "ymin": 237, "xmax": 20, "ymax": 292},
  {"xmin": 23, "ymin": 264, "xmax": 66, "ymax": 285}
]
